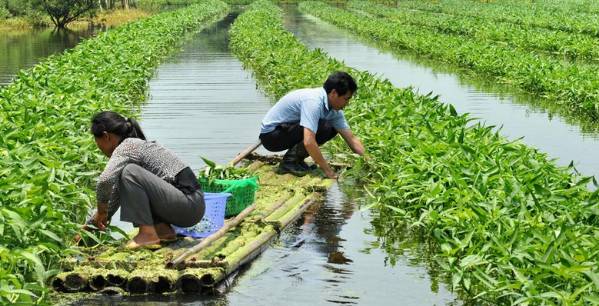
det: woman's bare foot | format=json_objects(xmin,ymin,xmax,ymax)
[
  {"xmin": 154, "ymin": 223, "xmax": 176, "ymax": 241},
  {"xmin": 126, "ymin": 225, "xmax": 161, "ymax": 249}
]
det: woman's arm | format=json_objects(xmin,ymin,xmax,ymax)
[{"xmin": 96, "ymin": 141, "xmax": 137, "ymax": 222}]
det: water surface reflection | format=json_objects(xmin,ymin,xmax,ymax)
[{"xmin": 0, "ymin": 27, "xmax": 98, "ymax": 86}]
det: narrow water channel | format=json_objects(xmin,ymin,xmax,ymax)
[
  {"xmin": 89, "ymin": 11, "xmax": 458, "ymax": 306},
  {"xmin": 0, "ymin": 27, "xmax": 98, "ymax": 86},
  {"xmin": 281, "ymin": 5, "xmax": 599, "ymax": 181},
  {"xmin": 109, "ymin": 12, "xmax": 272, "ymax": 232}
]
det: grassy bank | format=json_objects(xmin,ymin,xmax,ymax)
[{"xmin": 0, "ymin": 8, "xmax": 151, "ymax": 31}]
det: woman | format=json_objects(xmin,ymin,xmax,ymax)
[{"xmin": 88, "ymin": 111, "xmax": 204, "ymax": 249}]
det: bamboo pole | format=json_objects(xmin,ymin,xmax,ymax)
[
  {"xmin": 167, "ymin": 203, "xmax": 256, "ymax": 269},
  {"xmin": 90, "ymin": 274, "xmax": 108, "ymax": 291},
  {"xmin": 253, "ymin": 196, "xmax": 292, "ymax": 219},
  {"xmin": 199, "ymin": 268, "xmax": 225, "ymax": 287},
  {"xmin": 221, "ymin": 227, "xmax": 278, "ymax": 274},
  {"xmin": 184, "ymin": 194, "xmax": 291, "ymax": 268},
  {"xmin": 106, "ymin": 269, "xmax": 129, "ymax": 287},
  {"xmin": 230, "ymin": 141, "xmax": 262, "ymax": 166},
  {"xmin": 51, "ymin": 274, "xmax": 66, "ymax": 292},
  {"xmin": 184, "ymin": 259, "xmax": 226, "ymax": 269},
  {"xmin": 150, "ymin": 269, "xmax": 179, "ymax": 294},
  {"xmin": 275, "ymin": 199, "xmax": 317, "ymax": 230},
  {"xmin": 126, "ymin": 270, "xmax": 151, "ymax": 294},
  {"xmin": 245, "ymin": 160, "xmax": 264, "ymax": 172},
  {"xmin": 53, "ymin": 271, "xmax": 89, "ymax": 292},
  {"xmin": 183, "ymin": 234, "xmax": 236, "ymax": 265},
  {"xmin": 176, "ymin": 268, "xmax": 208, "ymax": 293},
  {"xmin": 264, "ymin": 194, "xmax": 309, "ymax": 223}
]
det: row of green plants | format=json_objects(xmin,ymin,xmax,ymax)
[
  {"xmin": 497, "ymin": 0, "xmax": 599, "ymax": 15},
  {"xmin": 349, "ymin": 1, "xmax": 599, "ymax": 62},
  {"xmin": 0, "ymin": 0, "xmax": 228, "ymax": 303},
  {"xmin": 497, "ymin": 0, "xmax": 599, "ymax": 14},
  {"xmin": 230, "ymin": 1, "xmax": 599, "ymax": 303},
  {"xmin": 392, "ymin": 0, "xmax": 599, "ymax": 38},
  {"xmin": 300, "ymin": 2, "xmax": 599, "ymax": 123},
  {"xmin": 138, "ymin": 0, "xmax": 252, "ymax": 8}
]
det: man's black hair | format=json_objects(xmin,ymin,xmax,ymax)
[{"xmin": 323, "ymin": 71, "xmax": 357, "ymax": 95}]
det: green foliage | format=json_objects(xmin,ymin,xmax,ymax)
[
  {"xmin": 0, "ymin": 6, "xmax": 9, "ymax": 19},
  {"xmin": 199, "ymin": 157, "xmax": 251, "ymax": 181},
  {"xmin": 137, "ymin": 0, "xmax": 200, "ymax": 11},
  {"xmin": 393, "ymin": 0, "xmax": 599, "ymax": 37},
  {"xmin": 350, "ymin": 1, "xmax": 599, "ymax": 62},
  {"xmin": 301, "ymin": 1, "xmax": 599, "ymax": 123},
  {"xmin": 0, "ymin": 0, "xmax": 228, "ymax": 303},
  {"xmin": 5, "ymin": 0, "xmax": 35, "ymax": 16},
  {"xmin": 230, "ymin": 1, "xmax": 599, "ymax": 303},
  {"xmin": 37, "ymin": 0, "xmax": 97, "ymax": 28}
]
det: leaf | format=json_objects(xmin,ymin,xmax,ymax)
[
  {"xmin": 19, "ymin": 251, "xmax": 45, "ymax": 283},
  {"xmin": 39, "ymin": 229, "xmax": 63, "ymax": 243},
  {"xmin": 449, "ymin": 104, "xmax": 457, "ymax": 116},
  {"xmin": 584, "ymin": 295, "xmax": 599, "ymax": 304},
  {"xmin": 201, "ymin": 156, "xmax": 217, "ymax": 168},
  {"xmin": 459, "ymin": 255, "xmax": 487, "ymax": 269}
]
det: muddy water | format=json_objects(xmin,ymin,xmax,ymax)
[
  {"xmin": 0, "ymin": 27, "xmax": 98, "ymax": 86},
  {"xmin": 282, "ymin": 5, "xmax": 599, "ymax": 181},
  {"xmin": 95, "ymin": 12, "xmax": 458, "ymax": 306}
]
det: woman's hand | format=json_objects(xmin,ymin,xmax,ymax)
[
  {"xmin": 92, "ymin": 203, "xmax": 110, "ymax": 231},
  {"xmin": 92, "ymin": 210, "xmax": 109, "ymax": 231}
]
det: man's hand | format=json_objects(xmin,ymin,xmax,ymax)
[{"xmin": 324, "ymin": 169, "xmax": 338, "ymax": 180}]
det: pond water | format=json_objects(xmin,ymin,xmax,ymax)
[{"xmin": 0, "ymin": 27, "xmax": 98, "ymax": 86}]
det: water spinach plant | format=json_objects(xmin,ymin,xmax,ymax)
[
  {"xmin": 230, "ymin": 1, "xmax": 599, "ymax": 304},
  {"xmin": 392, "ymin": 0, "xmax": 599, "ymax": 38},
  {"xmin": 0, "ymin": 0, "xmax": 228, "ymax": 303},
  {"xmin": 349, "ymin": 1, "xmax": 599, "ymax": 62},
  {"xmin": 299, "ymin": 1, "xmax": 599, "ymax": 124}
]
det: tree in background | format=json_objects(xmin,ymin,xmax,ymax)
[
  {"xmin": 4, "ymin": 0, "xmax": 34, "ymax": 17},
  {"xmin": 1, "ymin": 0, "xmax": 137, "ymax": 27},
  {"xmin": 0, "ymin": 0, "xmax": 9, "ymax": 20},
  {"xmin": 98, "ymin": 0, "xmax": 137, "ymax": 11},
  {"xmin": 37, "ymin": 0, "xmax": 97, "ymax": 29}
]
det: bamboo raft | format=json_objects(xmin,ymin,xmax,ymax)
[{"xmin": 52, "ymin": 147, "xmax": 336, "ymax": 296}]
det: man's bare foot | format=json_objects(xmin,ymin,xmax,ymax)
[{"xmin": 154, "ymin": 223, "xmax": 176, "ymax": 241}]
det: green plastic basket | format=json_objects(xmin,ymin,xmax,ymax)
[{"xmin": 198, "ymin": 176, "xmax": 259, "ymax": 217}]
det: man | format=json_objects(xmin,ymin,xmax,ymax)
[{"xmin": 259, "ymin": 71, "xmax": 365, "ymax": 179}]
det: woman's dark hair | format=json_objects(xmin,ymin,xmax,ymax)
[
  {"xmin": 323, "ymin": 71, "xmax": 358, "ymax": 95},
  {"xmin": 91, "ymin": 111, "xmax": 146, "ymax": 141}
]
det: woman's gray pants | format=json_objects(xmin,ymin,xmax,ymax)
[{"xmin": 119, "ymin": 164, "xmax": 204, "ymax": 227}]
